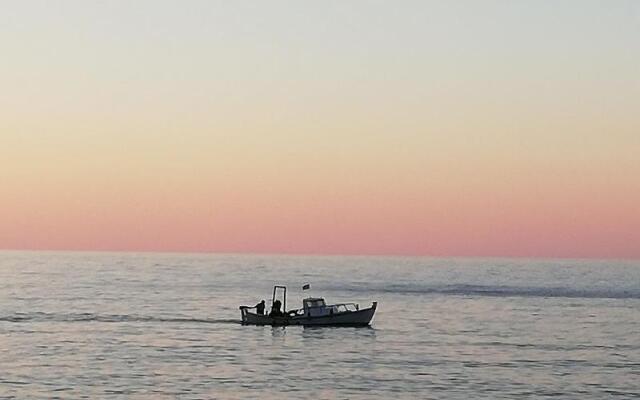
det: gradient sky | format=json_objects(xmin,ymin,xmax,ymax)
[{"xmin": 1, "ymin": 1, "xmax": 639, "ymax": 258}]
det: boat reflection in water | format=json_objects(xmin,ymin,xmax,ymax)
[{"xmin": 240, "ymin": 285, "xmax": 377, "ymax": 327}]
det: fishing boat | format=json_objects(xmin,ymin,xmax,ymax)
[{"xmin": 239, "ymin": 285, "xmax": 377, "ymax": 327}]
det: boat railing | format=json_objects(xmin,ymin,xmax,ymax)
[{"xmin": 239, "ymin": 305, "xmax": 256, "ymax": 319}]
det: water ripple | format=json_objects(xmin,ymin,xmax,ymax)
[{"xmin": 0, "ymin": 312, "xmax": 240, "ymax": 324}]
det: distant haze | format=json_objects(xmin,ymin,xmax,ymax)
[{"xmin": 1, "ymin": 1, "xmax": 639, "ymax": 258}]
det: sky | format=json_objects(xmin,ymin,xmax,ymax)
[{"xmin": 1, "ymin": 0, "xmax": 639, "ymax": 258}]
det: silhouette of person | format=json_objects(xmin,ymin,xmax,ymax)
[
  {"xmin": 255, "ymin": 300, "xmax": 265, "ymax": 315},
  {"xmin": 269, "ymin": 299, "xmax": 285, "ymax": 317}
]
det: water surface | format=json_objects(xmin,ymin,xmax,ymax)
[{"xmin": 1, "ymin": 251, "xmax": 639, "ymax": 399}]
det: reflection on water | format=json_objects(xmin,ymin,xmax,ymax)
[{"xmin": 0, "ymin": 251, "xmax": 639, "ymax": 399}]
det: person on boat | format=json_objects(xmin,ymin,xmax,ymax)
[
  {"xmin": 255, "ymin": 300, "xmax": 265, "ymax": 315},
  {"xmin": 269, "ymin": 299, "xmax": 286, "ymax": 318}
]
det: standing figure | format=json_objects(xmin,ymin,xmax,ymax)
[{"xmin": 255, "ymin": 300, "xmax": 266, "ymax": 315}]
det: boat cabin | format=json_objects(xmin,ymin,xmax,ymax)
[{"xmin": 303, "ymin": 297, "xmax": 328, "ymax": 317}]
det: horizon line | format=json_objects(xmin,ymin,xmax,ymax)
[{"xmin": 0, "ymin": 247, "xmax": 638, "ymax": 263}]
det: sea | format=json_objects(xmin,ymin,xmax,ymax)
[{"xmin": 1, "ymin": 251, "xmax": 639, "ymax": 399}]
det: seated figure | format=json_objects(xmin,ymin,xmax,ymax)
[{"xmin": 269, "ymin": 299, "xmax": 286, "ymax": 318}]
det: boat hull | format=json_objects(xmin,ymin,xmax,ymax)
[{"xmin": 240, "ymin": 302, "xmax": 377, "ymax": 327}]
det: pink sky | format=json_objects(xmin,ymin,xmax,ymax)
[{"xmin": 2, "ymin": 151, "xmax": 638, "ymax": 258}]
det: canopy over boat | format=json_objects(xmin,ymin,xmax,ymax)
[{"xmin": 239, "ymin": 285, "xmax": 377, "ymax": 327}]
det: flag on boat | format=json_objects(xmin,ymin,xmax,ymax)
[{"xmin": 302, "ymin": 283, "xmax": 310, "ymax": 290}]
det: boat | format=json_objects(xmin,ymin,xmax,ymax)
[{"xmin": 239, "ymin": 285, "xmax": 377, "ymax": 327}]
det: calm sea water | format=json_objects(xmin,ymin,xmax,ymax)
[{"xmin": 1, "ymin": 251, "xmax": 639, "ymax": 399}]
